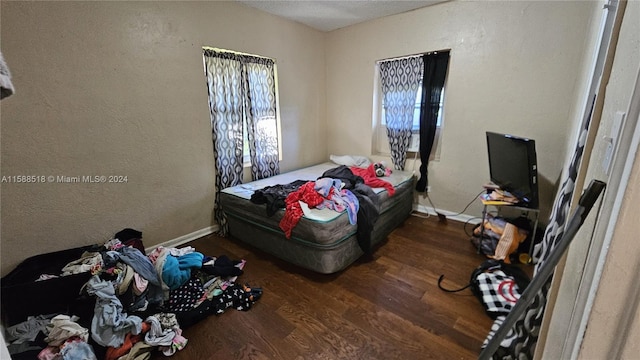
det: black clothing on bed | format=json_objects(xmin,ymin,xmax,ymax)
[
  {"xmin": 250, "ymin": 180, "xmax": 307, "ymax": 216},
  {"xmin": 320, "ymin": 166, "xmax": 381, "ymax": 254},
  {"xmin": 320, "ymin": 165, "xmax": 364, "ymax": 188},
  {"xmin": 352, "ymin": 184, "xmax": 380, "ymax": 254}
]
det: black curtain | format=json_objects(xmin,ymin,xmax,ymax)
[{"xmin": 415, "ymin": 51, "xmax": 450, "ymax": 192}]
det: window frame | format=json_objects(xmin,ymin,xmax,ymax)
[
  {"xmin": 203, "ymin": 47, "xmax": 283, "ymax": 167},
  {"xmin": 372, "ymin": 56, "xmax": 447, "ymax": 161}
]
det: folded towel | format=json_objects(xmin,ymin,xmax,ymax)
[{"xmin": 0, "ymin": 51, "xmax": 15, "ymax": 99}]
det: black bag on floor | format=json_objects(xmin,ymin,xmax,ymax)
[
  {"xmin": 1, "ymin": 245, "xmax": 100, "ymax": 326},
  {"xmin": 437, "ymin": 259, "xmax": 530, "ymax": 319}
]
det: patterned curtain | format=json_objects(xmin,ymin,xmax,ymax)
[
  {"xmin": 244, "ymin": 58, "xmax": 280, "ymax": 180},
  {"xmin": 204, "ymin": 49, "xmax": 281, "ymax": 234},
  {"xmin": 203, "ymin": 50, "xmax": 246, "ymax": 235},
  {"xmin": 379, "ymin": 56, "xmax": 423, "ymax": 170},
  {"xmin": 482, "ymin": 97, "xmax": 595, "ymax": 359}
]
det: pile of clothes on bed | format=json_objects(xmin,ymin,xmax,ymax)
[
  {"xmin": 2, "ymin": 228, "xmax": 262, "ymax": 360},
  {"xmin": 250, "ymin": 162, "xmax": 395, "ymax": 254}
]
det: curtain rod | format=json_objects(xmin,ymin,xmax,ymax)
[
  {"xmin": 202, "ymin": 46, "xmax": 274, "ymax": 61},
  {"xmin": 377, "ymin": 49, "xmax": 450, "ymax": 63}
]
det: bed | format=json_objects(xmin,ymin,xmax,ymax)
[{"xmin": 219, "ymin": 161, "xmax": 416, "ymax": 274}]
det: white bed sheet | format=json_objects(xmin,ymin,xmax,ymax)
[{"xmin": 221, "ymin": 162, "xmax": 414, "ymax": 222}]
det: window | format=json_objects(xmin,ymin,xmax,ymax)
[
  {"xmin": 203, "ymin": 47, "xmax": 281, "ymax": 182},
  {"xmin": 373, "ymin": 53, "xmax": 448, "ymax": 161}
]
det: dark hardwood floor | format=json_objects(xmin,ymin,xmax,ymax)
[{"xmin": 152, "ymin": 213, "xmax": 497, "ymax": 360}]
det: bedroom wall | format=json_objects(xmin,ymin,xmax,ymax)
[
  {"xmin": 0, "ymin": 1, "xmax": 326, "ymax": 276},
  {"xmin": 548, "ymin": 0, "xmax": 640, "ymax": 356},
  {"xmin": 539, "ymin": 0, "xmax": 640, "ymax": 356},
  {"xmin": 324, "ymin": 0, "xmax": 596, "ymax": 221}
]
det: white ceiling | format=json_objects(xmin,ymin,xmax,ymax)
[{"xmin": 235, "ymin": 0, "xmax": 448, "ymax": 32}]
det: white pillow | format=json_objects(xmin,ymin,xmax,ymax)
[{"xmin": 329, "ymin": 154, "xmax": 372, "ymax": 168}]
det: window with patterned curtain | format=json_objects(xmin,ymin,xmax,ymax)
[
  {"xmin": 203, "ymin": 47, "xmax": 282, "ymax": 235},
  {"xmin": 373, "ymin": 51, "xmax": 449, "ymax": 173}
]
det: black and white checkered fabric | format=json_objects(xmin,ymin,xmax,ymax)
[
  {"xmin": 483, "ymin": 315, "xmax": 515, "ymax": 349},
  {"xmin": 477, "ymin": 270, "xmax": 523, "ymax": 316}
]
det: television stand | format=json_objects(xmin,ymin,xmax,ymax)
[{"xmin": 477, "ymin": 190, "xmax": 540, "ymax": 264}]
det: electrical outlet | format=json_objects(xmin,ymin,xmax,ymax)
[{"xmin": 427, "ymin": 186, "xmax": 431, "ymax": 193}]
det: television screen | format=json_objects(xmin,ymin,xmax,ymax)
[{"xmin": 486, "ymin": 132, "xmax": 538, "ymax": 208}]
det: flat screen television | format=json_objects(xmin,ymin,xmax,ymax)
[{"xmin": 486, "ymin": 131, "xmax": 539, "ymax": 209}]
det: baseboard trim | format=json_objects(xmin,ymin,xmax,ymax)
[
  {"xmin": 412, "ymin": 204, "xmax": 482, "ymax": 225},
  {"xmin": 145, "ymin": 225, "xmax": 219, "ymax": 253}
]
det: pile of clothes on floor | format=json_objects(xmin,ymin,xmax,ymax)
[{"xmin": 2, "ymin": 229, "xmax": 262, "ymax": 360}]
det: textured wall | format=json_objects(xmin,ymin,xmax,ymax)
[
  {"xmin": 324, "ymin": 1, "xmax": 595, "ymax": 221},
  {"xmin": 0, "ymin": 1, "xmax": 326, "ymax": 275}
]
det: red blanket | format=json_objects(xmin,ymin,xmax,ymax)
[
  {"xmin": 349, "ymin": 165, "xmax": 395, "ymax": 196},
  {"xmin": 279, "ymin": 181, "xmax": 325, "ymax": 238}
]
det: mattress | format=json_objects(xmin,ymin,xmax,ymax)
[{"xmin": 220, "ymin": 162, "xmax": 415, "ymax": 274}]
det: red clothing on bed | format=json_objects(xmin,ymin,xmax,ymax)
[
  {"xmin": 279, "ymin": 181, "xmax": 325, "ymax": 238},
  {"xmin": 349, "ymin": 164, "xmax": 395, "ymax": 196}
]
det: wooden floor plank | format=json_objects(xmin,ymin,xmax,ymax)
[{"xmin": 150, "ymin": 214, "xmax": 522, "ymax": 360}]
